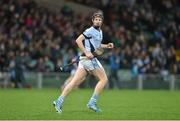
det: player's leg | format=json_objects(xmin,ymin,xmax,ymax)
[
  {"xmin": 61, "ymin": 74, "xmax": 86, "ymax": 90},
  {"xmin": 61, "ymin": 68, "xmax": 87, "ymax": 96},
  {"xmin": 92, "ymin": 67, "xmax": 108, "ymax": 95},
  {"xmin": 53, "ymin": 67, "xmax": 87, "ymax": 113},
  {"xmin": 74, "ymin": 76, "xmax": 86, "ymax": 87},
  {"xmin": 61, "ymin": 75, "xmax": 73, "ymax": 90},
  {"xmin": 87, "ymin": 61, "xmax": 108, "ymax": 112}
]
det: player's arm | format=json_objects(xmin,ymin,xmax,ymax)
[
  {"xmin": 101, "ymin": 43, "xmax": 114, "ymax": 49},
  {"xmin": 93, "ymin": 43, "xmax": 114, "ymax": 56},
  {"xmin": 76, "ymin": 34, "xmax": 94, "ymax": 59}
]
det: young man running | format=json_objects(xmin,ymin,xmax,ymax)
[{"xmin": 53, "ymin": 11, "xmax": 114, "ymax": 113}]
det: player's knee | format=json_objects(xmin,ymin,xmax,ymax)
[
  {"xmin": 70, "ymin": 81, "xmax": 76, "ymax": 87},
  {"xmin": 100, "ymin": 77, "xmax": 108, "ymax": 84},
  {"xmin": 65, "ymin": 80, "xmax": 75, "ymax": 88}
]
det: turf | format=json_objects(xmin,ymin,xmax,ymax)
[{"xmin": 0, "ymin": 88, "xmax": 180, "ymax": 120}]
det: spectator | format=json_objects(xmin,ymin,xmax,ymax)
[{"xmin": 0, "ymin": 0, "xmax": 179, "ymax": 75}]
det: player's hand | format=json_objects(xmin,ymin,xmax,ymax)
[
  {"xmin": 84, "ymin": 51, "xmax": 94, "ymax": 59},
  {"xmin": 107, "ymin": 43, "xmax": 114, "ymax": 49}
]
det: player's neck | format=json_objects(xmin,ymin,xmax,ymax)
[{"xmin": 93, "ymin": 26, "xmax": 100, "ymax": 31}]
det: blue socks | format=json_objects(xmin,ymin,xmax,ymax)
[
  {"xmin": 89, "ymin": 92, "xmax": 99, "ymax": 105},
  {"xmin": 57, "ymin": 93, "xmax": 99, "ymax": 107},
  {"xmin": 57, "ymin": 96, "xmax": 64, "ymax": 106},
  {"xmin": 91, "ymin": 93, "xmax": 99, "ymax": 99}
]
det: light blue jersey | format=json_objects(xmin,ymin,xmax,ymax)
[
  {"xmin": 82, "ymin": 26, "xmax": 103, "ymax": 52},
  {"xmin": 78, "ymin": 26, "xmax": 103, "ymax": 71}
]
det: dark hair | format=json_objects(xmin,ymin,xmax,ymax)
[{"xmin": 92, "ymin": 11, "xmax": 104, "ymax": 20}]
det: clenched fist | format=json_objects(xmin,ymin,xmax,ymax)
[{"xmin": 107, "ymin": 43, "xmax": 114, "ymax": 49}]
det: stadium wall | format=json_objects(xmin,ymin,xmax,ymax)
[{"xmin": 0, "ymin": 71, "xmax": 179, "ymax": 90}]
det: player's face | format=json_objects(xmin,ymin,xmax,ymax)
[{"xmin": 92, "ymin": 17, "xmax": 103, "ymax": 27}]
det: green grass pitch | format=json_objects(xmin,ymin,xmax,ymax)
[{"xmin": 0, "ymin": 88, "xmax": 180, "ymax": 120}]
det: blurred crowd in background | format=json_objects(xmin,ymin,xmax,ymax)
[{"xmin": 0, "ymin": 0, "xmax": 180, "ymax": 77}]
